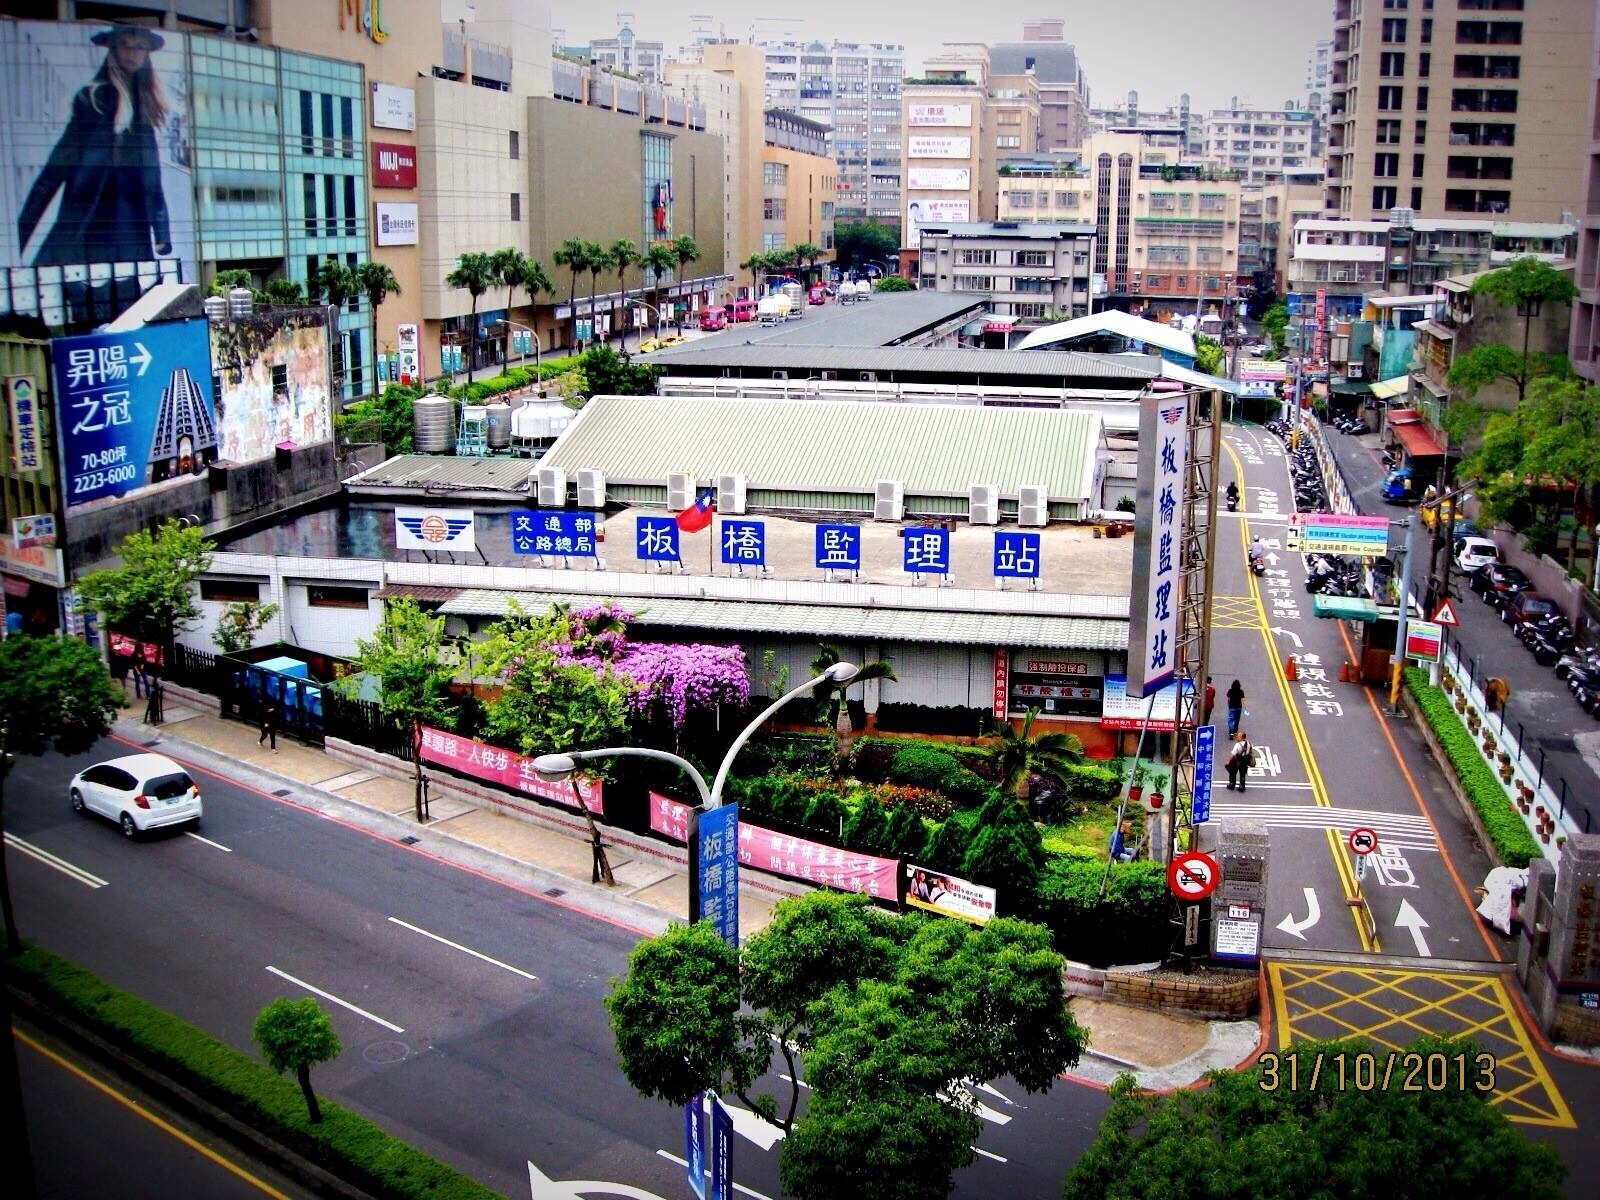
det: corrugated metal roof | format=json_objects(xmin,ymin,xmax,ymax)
[
  {"xmin": 1015, "ymin": 310, "xmax": 1196, "ymax": 358},
  {"xmin": 346, "ymin": 455, "xmax": 537, "ymax": 495},
  {"xmin": 656, "ymin": 292, "xmax": 986, "ymax": 351},
  {"xmin": 643, "ymin": 342, "xmax": 1159, "ymax": 381},
  {"xmin": 540, "ymin": 395, "xmax": 1103, "ymax": 500},
  {"xmin": 440, "ymin": 589, "xmax": 1127, "ymax": 651},
  {"xmin": 376, "ymin": 584, "xmax": 462, "ymax": 603}
]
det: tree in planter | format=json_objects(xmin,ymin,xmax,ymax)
[
  {"xmin": 75, "ymin": 518, "xmax": 213, "ymax": 658},
  {"xmin": 809, "ymin": 644, "xmax": 896, "ymax": 739},
  {"xmin": 335, "ymin": 597, "xmax": 458, "ymax": 823},
  {"xmin": 444, "ymin": 251, "xmax": 496, "ymax": 384},
  {"xmin": 981, "ymin": 707, "xmax": 1085, "ymax": 805},
  {"xmin": 607, "ymin": 891, "xmax": 1086, "ymax": 1200},
  {"xmin": 642, "ymin": 241, "xmax": 678, "ymax": 330},
  {"xmin": 211, "ymin": 601, "xmax": 279, "ymax": 655},
  {"xmin": 252, "ymin": 997, "xmax": 341, "ymax": 1124},
  {"xmin": 671, "ymin": 236, "xmax": 702, "ymax": 324},
  {"xmin": 583, "ymin": 239, "xmax": 610, "ymax": 344}
]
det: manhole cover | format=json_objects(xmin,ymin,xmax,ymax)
[
  {"xmin": 272, "ymin": 788, "xmax": 291, "ymax": 797},
  {"xmin": 362, "ymin": 1040, "xmax": 410, "ymax": 1065},
  {"xmin": 398, "ymin": 835, "xmax": 419, "ymax": 846},
  {"xmin": 545, "ymin": 888, "xmax": 566, "ymax": 898}
]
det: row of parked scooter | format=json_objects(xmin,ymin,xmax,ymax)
[
  {"xmin": 1463, "ymin": 556, "xmax": 1600, "ymax": 714},
  {"xmin": 1262, "ymin": 418, "xmax": 1375, "ymax": 601},
  {"xmin": 1329, "ymin": 413, "xmax": 1368, "ymax": 436}
]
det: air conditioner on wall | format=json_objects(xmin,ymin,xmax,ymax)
[
  {"xmin": 536, "ymin": 467, "xmax": 566, "ymax": 507},
  {"xmin": 667, "ymin": 471, "xmax": 694, "ymax": 511},
  {"xmin": 969, "ymin": 483, "xmax": 999, "ymax": 525},
  {"xmin": 576, "ymin": 469, "xmax": 606, "ymax": 509},
  {"xmin": 1018, "ymin": 485, "xmax": 1048, "ymax": 527},
  {"xmin": 873, "ymin": 479, "xmax": 904, "ymax": 522},
  {"xmin": 716, "ymin": 473, "xmax": 747, "ymax": 515}
]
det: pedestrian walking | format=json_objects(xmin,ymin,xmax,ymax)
[
  {"xmin": 258, "ymin": 700, "xmax": 278, "ymax": 753},
  {"xmin": 1226, "ymin": 730, "xmax": 1253, "ymax": 792},
  {"xmin": 1225, "ymin": 679, "xmax": 1245, "ymax": 735},
  {"xmin": 1203, "ymin": 675, "xmax": 1216, "ymax": 728},
  {"xmin": 131, "ymin": 648, "xmax": 148, "ymax": 699}
]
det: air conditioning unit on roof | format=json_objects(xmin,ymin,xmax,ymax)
[
  {"xmin": 576, "ymin": 469, "xmax": 605, "ymax": 509},
  {"xmin": 969, "ymin": 484, "xmax": 999, "ymax": 525},
  {"xmin": 667, "ymin": 472, "xmax": 694, "ymax": 511},
  {"xmin": 716, "ymin": 473, "xmax": 747, "ymax": 515},
  {"xmin": 873, "ymin": 479, "xmax": 904, "ymax": 522},
  {"xmin": 1018, "ymin": 484, "xmax": 1048, "ymax": 527},
  {"xmin": 536, "ymin": 466, "xmax": 566, "ymax": 507}
]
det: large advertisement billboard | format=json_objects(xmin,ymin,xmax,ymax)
[
  {"xmin": 375, "ymin": 202, "xmax": 418, "ymax": 246},
  {"xmin": 907, "ymin": 135, "xmax": 971, "ymax": 160},
  {"xmin": 0, "ymin": 21, "xmax": 196, "ymax": 331},
  {"xmin": 210, "ymin": 311, "xmax": 333, "ymax": 462},
  {"xmin": 372, "ymin": 141, "xmax": 417, "ymax": 188},
  {"xmin": 907, "ymin": 167, "xmax": 972, "ymax": 191},
  {"xmin": 904, "ymin": 198, "xmax": 970, "ymax": 245},
  {"xmin": 908, "ymin": 102, "xmax": 972, "ymax": 127},
  {"xmin": 371, "ymin": 82, "xmax": 415, "ymax": 131}
]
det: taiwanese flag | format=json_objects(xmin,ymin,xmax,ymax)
[{"xmin": 676, "ymin": 489, "xmax": 715, "ymax": 533}]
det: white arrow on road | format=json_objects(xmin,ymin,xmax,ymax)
[
  {"xmin": 129, "ymin": 341, "xmax": 153, "ymax": 375},
  {"xmin": 1269, "ymin": 626, "xmax": 1304, "ymax": 647},
  {"xmin": 528, "ymin": 1159, "xmax": 669, "ymax": 1200},
  {"xmin": 1275, "ymin": 887, "xmax": 1321, "ymax": 940},
  {"xmin": 707, "ymin": 1094, "xmax": 785, "ymax": 1150},
  {"xmin": 1266, "ymin": 552, "xmax": 1280, "ymax": 565},
  {"xmin": 1394, "ymin": 899, "xmax": 1433, "ymax": 957}
]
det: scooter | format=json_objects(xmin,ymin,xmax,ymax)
[{"xmin": 1249, "ymin": 550, "xmax": 1266, "ymax": 576}]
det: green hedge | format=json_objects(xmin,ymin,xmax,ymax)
[
  {"xmin": 1035, "ymin": 851, "xmax": 1172, "ymax": 966},
  {"xmin": 1404, "ymin": 668, "xmax": 1540, "ymax": 868},
  {"xmin": 448, "ymin": 358, "xmax": 579, "ymax": 402},
  {"xmin": 886, "ymin": 745, "xmax": 994, "ymax": 808},
  {"xmin": 4, "ymin": 945, "xmax": 503, "ymax": 1200}
]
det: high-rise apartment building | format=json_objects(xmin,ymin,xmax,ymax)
[
  {"xmin": 988, "ymin": 38, "xmax": 1090, "ymax": 151},
  {"xmin": 1325, "ymin": 0, "xmax": 1593, "ymax": 221},
  {"xmin": 761, "ymin": 40, "xmax": 905, "ymax": 222},
  {"xmin": 1572, "ymin": 1, "xmax": 1600, "ymax": 382},
  {"xmin": 901, "ymin": 46, "xmax": 999, "ymax": 248},
  {"xmin": 1306, "ymin": 39, "xmax": 1333, "ymax": 105},
  {"xmin": 585, "ymin": 14, "xmax": 664, "ymax": 83},
  {"xmin": 1201, "ymin": 104, "xmax": 1325, "ymax": 184}
]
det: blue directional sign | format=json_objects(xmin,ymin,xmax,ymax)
[
  {"xmin": 993, "ymin": 531, "xmax": 1042, "ymax": 579},
  {"xmin": 1193, "ymin": 724, "xmax": 1216, "ymax": 824},
  {"xmin": 51, "ymin": 318, "xmax": 218, "ymax": 508},
  {"xmin": 710, "ymin": 1095, "xmax": 733, "ymax": 1200},
  {"xmin": 509, "ymin": 509, "xmax": 597, "ymax": 556},
  {"xmin": 720, "ymin": 519, "xmax": 766, "ymax": 567},
  {"xmin": 686, "ymin": 1093, "xmax": 707, "ymax": 1200},
  {"xmin": 903, "ymin": 526, "xmax": 950, "ymax": 575},
  {"xmin": 635, "ymin": 515, "xmax": 681, "ymax": 562},
  {"xmin": 694, "ymin": 803, "xmax": 740, "ymax": 947},
  {"xmin": 815, "ymin": 522, "xmax": 862, "ymax": 571}
]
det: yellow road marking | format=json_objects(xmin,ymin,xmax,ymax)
[
  {"xmin": 1222, "ymin": 439, "xmax": 1376, "ymax": 951},
  {"xmin": 15, "ymin": 1029, "xmax": 293, "ymax": 1198},
  {"xmin": 1266, "ymin": 962, "xmax": 1574, "ymax": 1127}
]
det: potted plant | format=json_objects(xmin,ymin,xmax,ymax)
[
  {"xmin": 1127, "ymin": 763, "xmax": 1150, "ymax": 805},
  {"xmin": 1496, "ymin": 750, "xmax": 1511, "ymax": 767},
  {"xmin": 1147, "ymin": 766, "xmax": 1169, "ymax": 811},
  {"xmin": 1499, "ymin": 761, "xmax": 1515, "ymax": 784}
]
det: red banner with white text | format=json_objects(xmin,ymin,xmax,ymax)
[{"xmin": 418, "ymin": 726, "xmax": 603, "ymax": 816}]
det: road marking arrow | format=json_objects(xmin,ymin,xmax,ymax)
[
  {"xmin": 1266, "ymin": 552, "xmax": 1280, "ymax": 565},
  {"xmin": 1394, "ymin": 899, "xmax": 1432, "ymax": 957},
  {"xmin": 706, "ymin": 1094, "xmax": 785, "ymax": 1150},
  {"xmin": 530, "ymin": 1160, "xmax": 671, "ymax": 1200},
  {"xmin": 1275, "ymin": 887, "xmax": 1321, "ymax": 940},
  {"xmin": 129, "ymin": 341, "xmax": 153, "ymax": 376},
  {"xmin": 1269, "ymin": 626, "xmax": 1303, "ymax": 647}
]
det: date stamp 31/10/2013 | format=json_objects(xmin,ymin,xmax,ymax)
[{"xmin": 1257, "ymin": 1050, "xmax": 1497, "ymax": 1094}]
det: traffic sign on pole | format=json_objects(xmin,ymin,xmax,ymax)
[
  {"xmin": 1348, "ymin": 827, "xmax": 1379, "ymax": 856},
  {"xmin": 1432, "ymin": 598, "xmax": 1460, "ymax": 627},
  {"xmin": 1167, "ymin": 851, "xmax": 1221, "ymax": 901}
]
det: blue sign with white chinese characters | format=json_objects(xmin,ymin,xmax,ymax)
[
  {"xmin": 720, "ymin": 520, "xmax": 766, "ymax": 567},
  {"xmin": 903, "ymin": 526, "xmax": 950, "ymax": 575},
  {"xmin": 694, "ymin": 803, "xmax": 740, "ymax": 947},
  {"xmin": 1193, "ymin": 724, "xmax": 1216, "ymax": 824},
  {"xmin": 509, "ymin": 509, "xmax": 597, "ymax": 556},
  {"xmin": 993, "ymin": 531, "xmax": 1042, "ymax": 579},
  {"xmin": 710, "ymin": 1095, "xmax": 733, "ymax": 1200},
  {"xmin": 815, "ymin": 522, "xmax": 861, "ymax": 571},
  {"xmin": 686, "ymin": 1092, "xmax": 707, "ymax": 1200},
  {"xmin": 635, "ymin": 515, "xmax": 681, "ymax": 562},
  {"xmin": 51, "ymin": 319, "xmax": 218, "ymax": 508}
]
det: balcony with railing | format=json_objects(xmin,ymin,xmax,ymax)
[{"xmin": 1454, "ymin": 54, "xmax": 1520, "ymax": 80}]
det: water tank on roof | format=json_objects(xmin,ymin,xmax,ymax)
[
  {"xmin": 413, "ymin": 395, "xmax": 455, "ymax": 453},
  {"xmin": 485, "ymin": 401, "xmax": 512, "ymax": 449}
]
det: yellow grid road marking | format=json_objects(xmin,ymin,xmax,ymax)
[
  {"xmin": 1209, "ymin": 595, "xmax": 1263, "ymax": 629},
  {"xmin": 1267, "ymin": 961, "xmax": 1574, "ymax": 1128}
]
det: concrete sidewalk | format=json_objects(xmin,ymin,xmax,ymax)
[{"xmin": 120, "ymin": 691, "xmax": 1261, "ymax": 1083}]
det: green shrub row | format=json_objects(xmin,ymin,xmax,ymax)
[
  {"xmin": 1035, "ymin": 850, "xmax": 1172, "ymax": 966},
  {"xmin": 3, "ymin": 945, "xmax": 503, "ymax": 1200},
  {"xmin": 448, "ymin": 358, "xmax": 580, "ymax": 401},
  {"xmin": 1405, "ymin": 668, "xmax": 1540, "ymax": 868},
  {"xmin": 885, "ymin": 744, "xmax": 993, "ymax": 807}
]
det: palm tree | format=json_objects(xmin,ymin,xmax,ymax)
[
  {"xmin": 355, "ymin": 261, "xmax": 400, "ymax": 396},
  {"xmin": 768, "ymin": 247, "xmax": 798, "ymax": 285},
  {"xmin": 313, "ymin": 258, "xmax": 358, "ymax": 310},
  {"xmin": 809, "ymin": 644, "xmax": 896, "ymax": 735},
  {"xmin": 983, "ymin": 707, "xmax": 1085, "ymax": 802},
  {"xmin": 740, "ymin": 251, "xmax": 773, "ymax": 297},
  {"xmin": 444, "ymin": 251, "xmax": 495, "ymax": 384},
  {"xmin": 671, "ymin": 236, "xmax": 701, "ymax": 328},
  {"xmin": 583, "ymin": 240, "xmax": 609, "ymax": 347},
  {"xmin": 553, "ymin": 237, "xmax": 588, "ymax": 349},
  {"xmin": 489, "ymin": 248, "xmax": 530, "ymax": 363},
  {"xmin": 608, "ymin": 239, "xmax": 642, "ymax": 350},
  {"xmin": 516, "ymin": 255, "xmax": 553, "ymax": 367},
  {"xmin": 791, "ymin": 242, "xmax": 823, "ymax": 285},
  {"xmin": 642, "ymin": 242, "xmax": 678, "ymax": 335}
]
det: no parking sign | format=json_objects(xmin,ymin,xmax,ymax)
[{"xmin": 1168, "ymin": 851, "xmax": 1221, "ymax": 901}]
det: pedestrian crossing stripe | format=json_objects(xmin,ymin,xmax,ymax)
[{"xmin": 1210, "ymin": 803, "xmax": 1437, "ymax": 850}]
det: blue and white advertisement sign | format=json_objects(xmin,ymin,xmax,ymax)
[
  {"xmin": 509, "ymin": 509, "xmax": 596, "ymax": 557},
  {"xmin": 636, "ymin": 515, "xmax": 681, "ymax": 562},
  {"xmin": 720, "ymin": 520, "xmax": 766, "ymax": 567},
  {"xmin": 695, "ymin": 803, "xmax": 740, "ymax": 947},
  {"xmin": 685, "ymin": 1092, "xmax": 707, "ymax": 1200},
  {"xmin": 993, "ymin": 531, "xmax": 1041, "ymax": 579},
  {"xmin": 903, "ymin": 526, "xmax": 950, "ymax": 575},
  {"xmin": 1192, "ymin": 724, "xmax": 1216, "ymax": 824},
  {"xmin": 710, "ymin": 1095, "xmax": 733, "ymax": 1200},
  {"xmin": 815, "ymin": 522, "xmax": 861, "ymax": 571},
  {"xmin": 51, "ymin": 319, "xmax": 217, "ymax": 507},
  {"xmin": 1127, "ymin": 395, "xmax": 1189, "ymax": 697}
]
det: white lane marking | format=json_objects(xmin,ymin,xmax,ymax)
[
  {"xmin": 264, "ymin": 965, "xmax": 404, "ymax": 1033},
  {"xmin": 974, "ymin": 1147, "xmax": 1008, "ymax": 1163},
  {"xmin": 4, "ymin": 833, "xmax": 107, "ymax": 888},
  {"xmin": 1275, "ymin": 887, "xmax": 1321, "ymax": 940},
  {"xmin": 184, "ymin": 831, "xmax": 232, "ymax": 852},
  {"xmin": 654, "ymin": 1151, "xmax": 775, "ymax": 1200},
  {"xmin": 387, "ymin": 916, "xmax": 538, "ymax": 981},
  {"xmin": 1394, "ymin": 899, "xmax": 1433, "ymax": 957},
  {"xmin": 973, "ymin": 1080, "xmax": 1015, "ymax": 1105},
  {"xmin": 705, "ymin": 1094, "xmax": 784, "ymax": 1150}
]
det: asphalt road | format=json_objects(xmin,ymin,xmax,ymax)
[
  {"xmin": 1323, "ymin": 425, "xmax": 1600, "ymax": 836},
  {"xmin": 1216, "ymin": 423, "xmax": 1503, "ymax": 962},
  {"xmin": 3, "ymin": 736, "xmax": 1111, "ymax": 1200}
]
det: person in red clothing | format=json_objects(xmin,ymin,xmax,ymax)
[{"xmin": 1203, "ymin": 675, "xmax": 1216, "ymax": 728}]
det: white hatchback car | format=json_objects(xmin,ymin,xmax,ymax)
[
  {"xmin": 69, "ymin": 753, "xmax": 202, "ymax": 838},
  {"xmin": 1455, "ymin": 536, "xmax": 1501, "ymax": 575}
]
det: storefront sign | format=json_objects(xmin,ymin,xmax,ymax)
[
  {"xmin": 418, "ymin": 725, "xmax": 604, "ymax": 815},
  {"xmin": 372, "ymin": 141, "xmax": 417, "ymax": 188},
  {"xmin": 908, "ymin": 102, "xmax": 973, "ymax": 127},
  {"xmin": 736, "ymin": 825, "xmax": 898, "ymax": 900},
  {"xmin": 375, "ymin": 202, "xmax": 418, "ymax": 246},
  {"xmin": 371, "ymin": 81, "xmax": 415, "ymax": 131},
  {"xmin": 908, "ymin": 134, "xmax": 971, "ymax": 159},
  {"xmin": 1011, "ymin": 674, "xmax": 1101, "ymax": 718},
  {"xmin": 1127, "ymin": 394, "xmax": 1189, "ymax": 697},
  {"xmin": 6, "ymin": 375, "xmax": 41, "ymax": 471},
  {"xmin": 1023, "ymin": 657, "xmax": 1093, "ymax": 675},
  {"xmin": 396, "ymin": 323, "xmax": 419, "ymax": 382},
  {"xmin": 904, "ymin": 864, "xmax": 996, "ymax": 924},
  {"xmin": 992, "ymin": 648, "xmax": 1009, "ymax": 721},
  {"xmin": 0, "ymin": 534, "xmax": 65, "ymax": 588},
  {"xmin": 1100, "ymin": 674, "xmax": 1188, "ymax": 731},
  {"xmin": 11, "ymin": 514, "xmax": 54, "ymax": 548}
]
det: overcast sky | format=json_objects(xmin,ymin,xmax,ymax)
[{"xmin": 546, "ymin": 1, "xmax": 1332, "ymax": 113}]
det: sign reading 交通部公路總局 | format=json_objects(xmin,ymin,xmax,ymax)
[
  {"xmin": 1127, "ymin": 394, "xmax": 1190, "ymax": 698},
  {"xmin": 509, "ymin": 509, "xmax": 596, "ymax": 557}
]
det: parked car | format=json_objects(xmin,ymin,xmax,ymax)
[
  {"xmin": 724, "ymin": 299, "xmax": 758, "ymax": 323},
  {"xmin": 1500, "ymin": 590, "xmax": 1560, "ymax": 634},
  {"xmin": 1453, "ymin": 536, "xmax": 1500, "ymax": 574},
  {"xmin": 808, "ymin": 284, "xmax": 827, "ymax": 305},
  {"xmin": 69, "ymin": 752, "xmax": 202, "ymax": 838},
  {"xmin": 698, "ymin": 308, "xmax": 727, "ymax": 332},
  {"xmin": 1471, "ymin": 561, "xmax": 1531, "ymax": 608},
  {"xmin": 637, "ymin": 334, "xmax": 682, "ymax": 354}
]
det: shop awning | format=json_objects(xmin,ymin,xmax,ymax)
[
  {"xmin": 1394, "ymin": 419, "xmax": 1444, "ymax": 459},
  {"xmin": 1312, "ymin": 594, "xmax": 1379, "ymax": 622},
  {"xmin": 1370, "ymin": 376, "xmax": 1409, "ymax": 400},
  {"xmin": 983, "ymin": 318, "xmax": 1018, "ymax": 333},
  {"xmin": 960, "ymin": 320, "xmax": 987, "ymax": 337},
  {"xmin": 1331, "ymin": 381, "xmax": 1370, "ymax": 397}
]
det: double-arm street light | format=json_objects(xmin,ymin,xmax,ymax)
[{"xmin": 533, "ymin": 661, "xmax": 861, "ymax": 921}]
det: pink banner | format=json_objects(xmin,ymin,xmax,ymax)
[
  {"xmin": 418, "ymin": 726, "xmax": 603, "ymax": 816},
  {"xmin": 649, "ymin": 790, "xmax": 696, "ymax": 843},
  {"xmin": 737, "ymin": 824, "xmax": 899, "ymax": 900}
]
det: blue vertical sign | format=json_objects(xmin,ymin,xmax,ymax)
[
  {"xmin": 720, "ymin": 520, "xmax": 766, "ymax": 567},
  {"xmin": 694, "ymin": 804, "xmax": 740, "ymax": 947},
  {"xmin": 815, "ymin": 522, "xmax": 861, "ymax": 571},
  {"xmin": 1192, "ymin": 724, "xmax": 1216, "ymax": 824},
  {"xmin": 710, "ymin": 1095, "xmax": 733, "ymax": 1200},
  {"xmin": 508, "ymin": 509, "xmax": 597, "ymax": 556},
  {"xmin": 685, "ymin": 1092, "xmax": 707, "ymax": 1200},
  {"xmin": 903, "ymin": 526, "xmax": 950, "ymax": 575},
  {"xmin": 636, "ymin": 515, "xmax": 681, "ymax": 563},
  {"xmin": 992, "ymin": 531, "xmax": 1042, "ymax": 579}
]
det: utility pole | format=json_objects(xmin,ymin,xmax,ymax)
[{"xmin": 1390, "ymin": 516, "xmax": 1417, "ymax": 713}]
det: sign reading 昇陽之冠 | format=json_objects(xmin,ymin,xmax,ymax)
[{"xmin": 1127, "ymin": 395, "xmax": 1190, "ymax": 698}]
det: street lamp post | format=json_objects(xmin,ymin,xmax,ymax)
[{"xmin": 533, "ymin": 662, "xmax": 860, "ymax": 921}]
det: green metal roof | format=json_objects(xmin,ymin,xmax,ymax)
[
  {"xmin": 439, "ymin": 589, "xmax": 1128, "ymax": 651},
  {"xmin": 1312, "ymin": 594, "xmax": 1379, "ymax": 622},
  {"xmin": 541, "ymin": 396, "xmax": 1104, "ymax": 501}
]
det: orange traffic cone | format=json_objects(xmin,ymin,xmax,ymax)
[
  {"xmin": 1338, "ymin": 661, "xmax": 1350, "ymax": 683},
  {"xmin": 1284, "ymin": 654, "xmax": 1298, "ymax": 681}
]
